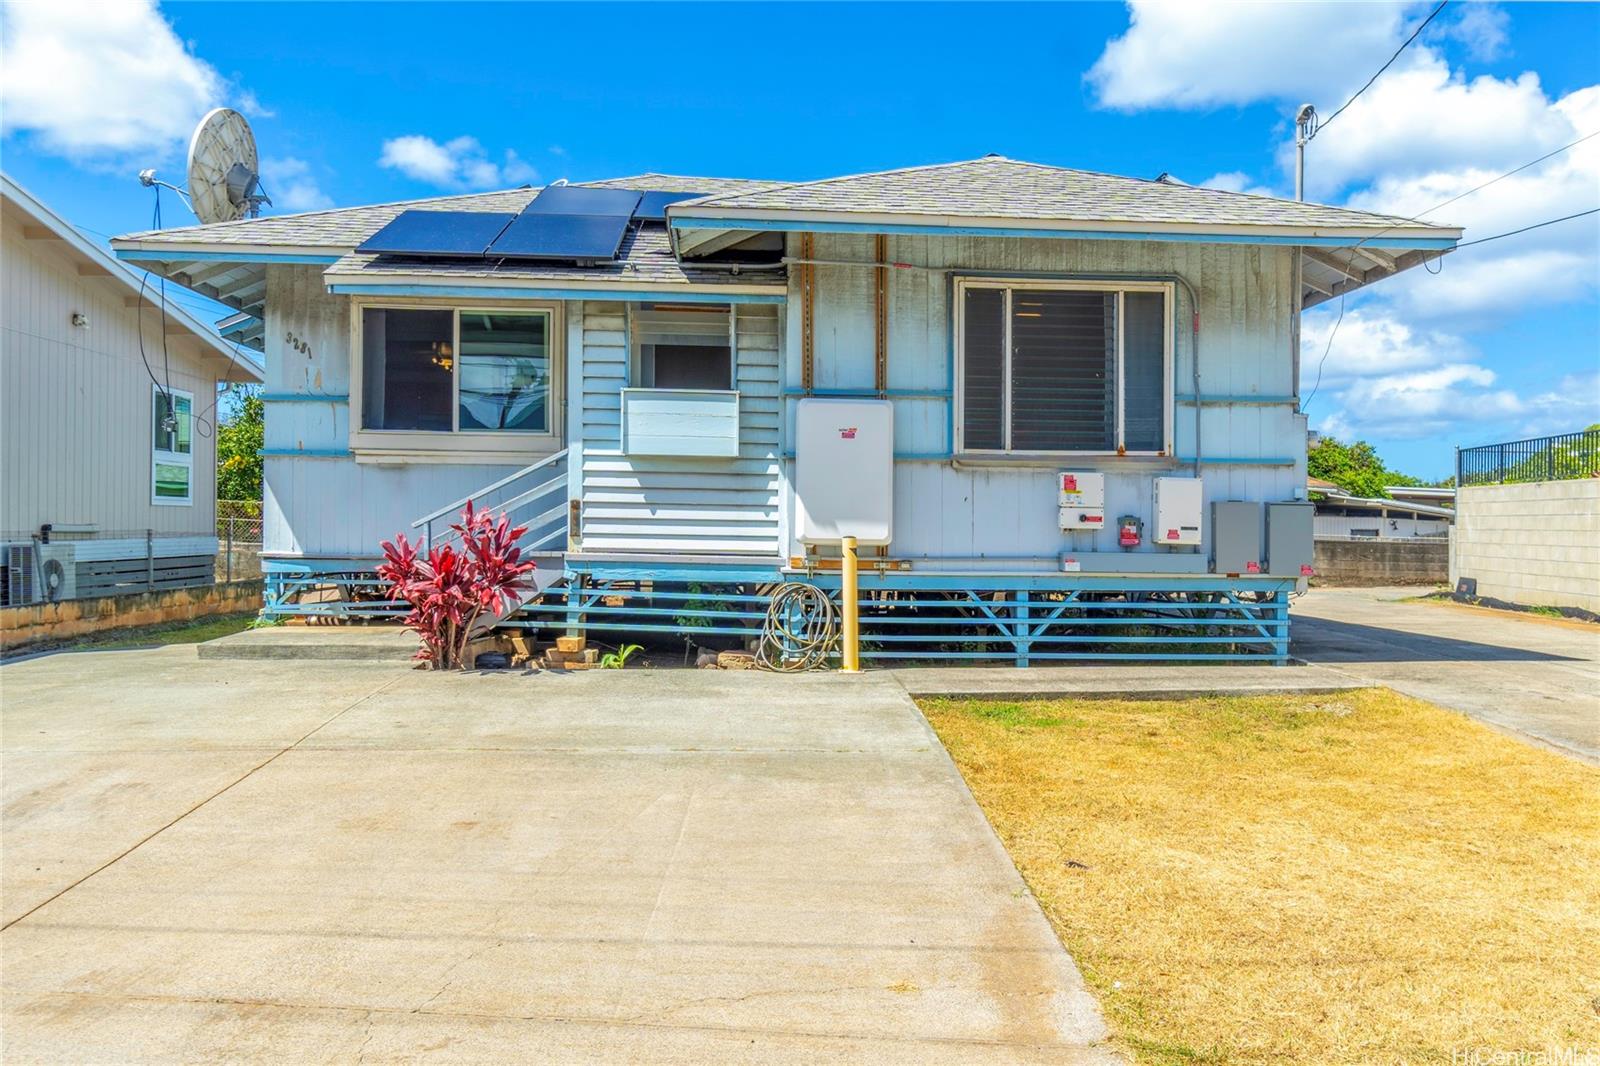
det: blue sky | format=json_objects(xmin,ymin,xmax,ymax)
[{"xmin": 3, "ymin": 1, "xmax": 1596, "ymax": 479}]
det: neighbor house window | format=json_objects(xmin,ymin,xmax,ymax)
[
  {"xmin": 360, "ymin": 307, "xmax": 553, "ymax": 433},
  {"xmin": 630, "ymin": 304, "xmax": 733, "ymax": 390},
  {"xmin": 955, "ymin": 279, "xmax": 1171, "ymax": 455},
  {"xmin": 152, "ymin": 384, "xmax": 193, "ymax": 505}
]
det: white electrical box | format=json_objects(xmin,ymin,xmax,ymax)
[
  {"xmin": 795, "ymin": 398, "xmax": 894, "ymax": 546},
  {"xmin": 1057, "ymin": 471, "xmax": 1106, "ymax": 533},
  {"xmin": 1153, "ymin": 477, "xmax": 1203, "ymax": 547}
]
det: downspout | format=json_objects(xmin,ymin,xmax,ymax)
[
  {"xmin": 874, "ymin": 234, "xmax": 889, "ymax": 398},
  {"xmin": 799, "ymin": 233, "xmax": 816, "ymax": 395}
]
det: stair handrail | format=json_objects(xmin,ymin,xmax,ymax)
[{"xmin": 412, "ymin": 448, "xmax": 568, "ymax": 549}]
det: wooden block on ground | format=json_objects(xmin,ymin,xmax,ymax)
[
  {"xmin": 717, "ymin": 650, "xmax": 756, "ymax": 670},
  {"xmin": 555, "ymin": 636, "xmax": 586, "ymax": 654}
]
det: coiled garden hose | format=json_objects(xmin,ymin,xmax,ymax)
[{"xmin": 756, "ymin": 582, "xmax": 839, "ymax": 671}]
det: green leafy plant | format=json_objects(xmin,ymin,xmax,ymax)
[
  {"xmin": 599, "ymin": 643, "xmax": 642, "ymax": 669},
  {"xmin": 217, "ymin": 387, "xmax": 265, "ymax": 501}
]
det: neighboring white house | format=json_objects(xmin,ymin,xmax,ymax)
[
  {"xmin": 1309, "ymin": 478, "xmax": 1455, "ymax": 539},
  {"xmin": 1, "ymin": 174, "xmax": 261, "ymax": 606}
]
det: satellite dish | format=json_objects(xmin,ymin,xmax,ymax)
[{"xmin": 187, "ymin": 108, "xmax": 270, "ymax": 224}]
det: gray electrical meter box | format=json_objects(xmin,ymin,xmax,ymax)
[
  {"xmin": 1266, "ymin": 501, "xmax": 1315, "ymax": 576},
  {"xmin": 1211, "ymin": 501, "xmax": 1265, "ymax": 574}
]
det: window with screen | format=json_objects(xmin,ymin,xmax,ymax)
[
  {"xmin": 957, "ymin": 280, "xmax": 1170, "ymax": 455},
  {"xmin": 151, "ymin": 385, "xmax": 194, "ymax": 505},
  {"xmin": 631, "ymin": 305, "xmax": 733, "ymax": 390},
  {"xmin": 359, "ymin": 307, "xmax": 554, "ymax": 434}
]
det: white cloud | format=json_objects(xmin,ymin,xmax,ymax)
[
  {"xmin": 1089, "ymin": 2, "xmax": 1599, "ymax": 449},
  {"xmin": 1087, "ymin": 0, "xmax": 1413, "ymax": 110},
  {"xmin": 1440, "ymin": 3, "xmax": 1509, "ymax": 62},
  {"xmin": 1300, "ymin": 308, "xmax": 1467, "ymax": 384},
  {"xmin": 263, "ymin": 157, "xmax": 333, "ymax": 213},
  {"xmin": 1292, "ymin": 54, "xmax": 1580, "ymax": 197},
  {"xmin": 1303, "ymin": 311, "xmax": 1600, "ymax": 441},
  {"xmin": 378, "ymin": 135, "xmax": 538, "ymax": 189},
  {"xmin": 0, "ymin": 0, "xmax": 227, "ymax": 162},
  {"xmin": 1200, "ymin": 171, "xmax": 1279, "ymax": 198}
]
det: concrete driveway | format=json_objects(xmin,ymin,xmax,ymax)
[
  {"xmin": 1, "ymin": 648, "xmax": 1117, "ymax": 1064},
  {"xmin": 1291, "ymin": 587, "xmax": 1600, "ymax": 763}
]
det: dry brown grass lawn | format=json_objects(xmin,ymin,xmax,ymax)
[{"xmin": 921, "ymin": 689, "xmax": 1600, "ymax": 1065}]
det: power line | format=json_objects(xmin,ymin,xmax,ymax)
[
  {"xmin": 1302, "ymin": 132, "xmax": 1598, "ymax": 412},
  {"xmin": 1453, "ymin": 207, "xmax": 1599, "ymax": 248},
  {"xmin": 1407, "ymin": 130, "xmax": 1600, "ymax": 223},
  {"xmin": 1318, "ymin": 1, "xmax": 1449, "ymax": 133}
]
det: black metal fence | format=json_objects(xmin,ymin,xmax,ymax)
[{"xmin": 1458, "ymin": 429, "xmax": 1600, "ymax": 487}]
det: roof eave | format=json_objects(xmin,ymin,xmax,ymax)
[{"xmin": 666, "ymin": 207, "xmax": 1461, "ymax": 247}]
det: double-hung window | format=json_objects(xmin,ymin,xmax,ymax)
[
  {"xmin": 955, "ymin": 279, "xmax": 1172, "ymax": 456},
  {"xmin": 360, "ymin": 307, "xmax": 553, "ymax": 434},
  {"xmin": 151, "ymin": 385, "xmax": 193, "ymax": 505}
]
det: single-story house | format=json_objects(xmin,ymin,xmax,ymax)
[
  {"xmin": 110, "ymin": 156, "xmax": 1460, "ymax": 663},
  {"xmin": 1309, "ymin": 477, "xmax": 1455, "ymax": 539},
  {"xmin": 1, "ymin": 174, "xmax": 261, "ymax": 606}
]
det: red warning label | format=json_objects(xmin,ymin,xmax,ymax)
[{"xmin": 839, "ymin": 427, "xmax": 857, "ymax": 439}]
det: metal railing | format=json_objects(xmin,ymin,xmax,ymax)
[
  {"xmin": 411, "ymin": 449, "xmax": 569, "ymax": 554},
  {"xmin": 1458, "ymin": 429, "xmax": 1600, "ymax": 487}
]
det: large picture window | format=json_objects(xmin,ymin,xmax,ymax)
[
  {"xmin": 151, "ymin": 384, "xmax": 193, "ymax": 505},
  {"xmin": 955, "ymin": 279, "xmax": 1171, "ymax": 456},
  {"xmin": 360, "ymin": 307, "xmax": 553, "ymax": 434}
]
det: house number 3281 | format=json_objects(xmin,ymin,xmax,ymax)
[{"xmin": 284, "ymin": 331, "xmax": 313, "ymax": 357}]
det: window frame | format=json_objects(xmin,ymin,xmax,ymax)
[
  {"xmin": 628, "ymin": 303, "xmax": 737, "ymax": 392},
  {"xmin": 151, "ymin": 383, "xmax": 195, "ymax": 507},
  {"xmin": 349, "ymin": 300, "xmax": 564, "ymax": 461},
  {"xmin": 952, "ymin": 277, "xmax": 1174, "ymax": 459}
]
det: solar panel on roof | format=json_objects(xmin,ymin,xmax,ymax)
[
  {"xmin": 522, "ymin": 186, "xmax": 642, "ymax": 217},
  {"xmin": 356, "ymin": 210, "xmax": 516, "ymax": 257},
  {"xmin": 632, "ymin": 190, "xmax": 700, "ymax": 221},
  {"xmin": 486, "ymin": 212, "xmax": 631, "ymax": 260}
]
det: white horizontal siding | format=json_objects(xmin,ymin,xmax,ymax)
[{"xmin": 577, "ymin": 302, "xmax": 781, "ymax": 555}]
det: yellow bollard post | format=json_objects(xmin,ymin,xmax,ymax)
[{"xmin": 840, "ymin": 535, "xmax": 861, "ymax": 673}]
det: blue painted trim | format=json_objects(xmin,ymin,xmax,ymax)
[
  {"xmin": 1177, "ymin": 456, "xmax": 1296, "ymax": 466},
  {"xmin": 780, "ymin": 450, "xmax": 950, "ymax": 461},
  {"xmin": 564, "ymin": 560, "xmax": 785, "ymax": 584},
  {"xmin": 782, "ymin": 388, "xmax": 949, "ymax": 399},
  {"xmin": 327, "ymin": 283, "xmax": 786, "ymax": 304},
  {"xmin": 116, "ymin": 249, "xmax": 342, "ymax": 265},
  {"xmin": 1176, "ymin": 394, "xmax": 1297, "ymax": 406},
  {"xmin": 259, "ymin": 447, "xmax": 352, "ymax": 458},
  {"xmin": 671, "ymin": 216, "xmax": 1458, "ymax": 250},
  {"xmin": 261, "ymin": 392, "xmax": 349, "ymax": 404},
  {"xmin": 219, "ymin": 316, "xmax": 261, "ymax": 337}
]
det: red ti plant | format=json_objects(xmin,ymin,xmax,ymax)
[{"xmin": 376, "ymin": 501, "xmax": 536, "ymax": 669}]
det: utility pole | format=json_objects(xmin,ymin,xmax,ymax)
[{"xmin": 1294, "ymin": 104, "xmax": 1318, "ymax": 201}]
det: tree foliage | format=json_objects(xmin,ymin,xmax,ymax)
[
  {"xmin": 216, "ymin": 386, "xmax": 264, "ymax": 501},
  {"xmin": 1307, "ymin": 436, "xmax": 1423, "ymax": 500}
]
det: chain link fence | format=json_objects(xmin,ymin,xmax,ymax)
[{"xmin": 216, "ymin": 500, "xmax": 264, "ymax": 583}]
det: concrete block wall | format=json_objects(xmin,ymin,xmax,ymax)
[
  {"xmin": 0, "ymin": 580, "xmax": 263, "ymax": 650},
  {"xmin": 1450, "ymin": 480, "xmax": 1600, "ymax": 611},
  {"xmin": 1312, "ymin": 538, "xmax": 1448, "ymax": 586}
]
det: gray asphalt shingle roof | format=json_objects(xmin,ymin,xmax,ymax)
[
  {"xmin": 677, "ymin": 156, "xmax": 1459, "ymax": 235},
  {"xmin": 115, "ymin": 176, "xmax": 776, "ymax": 250}
]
